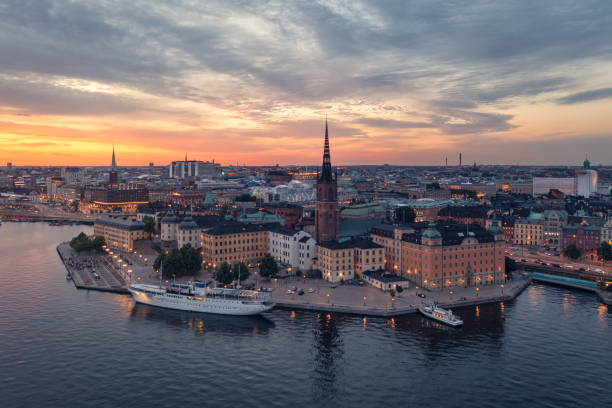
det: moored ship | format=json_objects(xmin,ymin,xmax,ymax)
[
  {"xmin": 418, "ymin": 302, "xmax": 463, "ymax": 327},
  {"xmin": 128, "ymin": 281, "xmax": 275, "ymax": 316}
]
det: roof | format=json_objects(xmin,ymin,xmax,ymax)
[
  {"xmin": 237, "ymin": 211, "xmax": 284, "ymax": 224},
  {"xmin": 318, "ymin": 237, "xmax": 382, "ymax": 250},
  {"xmin": 95, "ymin": 215, "xmax": 144, "ymax": 231},
  {"xmin": 363, "ymin": 270, "xmax": 409, "ymax": 283},
  {"xmin": 402, "ymin": 222, "xmax": 495, "ymax": 246},
  {"xmin": 438, "ymin": 206, "xmax": 489, "ymax": 218},
  {"xmin": 207, "ymin": 222, "xmax": 277, "ymax": 236},
  {"xmin": 339, "ymin": 218, "xmax": 383, "ymax": 238}
]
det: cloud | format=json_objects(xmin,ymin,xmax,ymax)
[
  {"xmin": 556, "ymin": 87, "xmax": 612, "ymax": 105},
  {"xmin": 353, "ymin": 118, "xmax": 434, "ymax": 129}
]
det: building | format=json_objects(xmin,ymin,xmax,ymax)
[
  {"xmin": 169, "ymin": 156, "xmax": 217, "ymax": 179},
  {"xmin": 542, "ymin": 210, "xmax": 568, "ymax": 247},
  {"xmin": 201, "ymin": 223, "xmax": 271, "ymax": 267},
  {"xmin": 268, "ymin": 228, "xmax": 316, "ymax": 272},
  {"xmin": 315, "ymin": 120, "xmax": 339, "ymax": 242},
  {"xmin": 437, "ymin": 205, "xmax": 490, "ymax": 227},
  {"xmin": 94, "ymin": 215, "xmax": 146, "ymax": 252},
  {"xmin": 394, "ymin": 199, "xmax": 451, "ymax": 221},
  {"xmin": 533, "ymin": 177, "xmax": 576, "ymax": 197},
  {"xmin": 601, "ymin": 219, "xmax": 612, "ymax": 245},
  {"xmin": 261, "ymin": 202, "xmax": 303, "ymax": 228},
  {"xmin": 362, "ymin": 270, "xmax": 410, "ymax": 292},
  {"xmin": 513, "ymin": 215, "xmax": 544, "ymax": 246},
  {"xmin": 316, "ymin": 238, "xmax": 385, "ymax": 283},
  {"xmin": 61, "ymin": 167, "xmax": 84, "ymax": 184},
  {"xmin": 372, "ymin": 221, "xmax": 505, "ymax": 291},
  {"xmin": 576, "ymin": 158, "xmax": 598, "ymax": 198},
  {"xmin": 562, "ymin": 221, "xmax": 602, "ymax": 254}
]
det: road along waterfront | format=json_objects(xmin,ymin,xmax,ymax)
[{"xmin": 1, "ymin": 222, "xmax": 611, "ymax": 408}]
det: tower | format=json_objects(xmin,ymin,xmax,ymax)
[
  {"xmin": 109, "ymin": 145, "xmax": 119, "ymax": 186},
  {"xmin": 459, "ymin": 152, "xmax": 462, "ymax": 167},
  {"xmin": 315, "ymin": 119, "xmax": 339, "ymax": 242}
]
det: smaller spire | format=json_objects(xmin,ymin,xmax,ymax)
[{"xmin": 111, "ymin": 144, "xmax": 117, "ymax": 170}]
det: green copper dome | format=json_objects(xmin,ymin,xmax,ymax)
[
  {"xmin": 179, "ymin": 216, "xmax": 198, "ymax": 229},
  {"xmin": 422, "ymin": 221, "xmax": 442, "ymax": 239},
  {"xmin": 162, "ymin": 211, "xmax": 178, "ymax": 223}
]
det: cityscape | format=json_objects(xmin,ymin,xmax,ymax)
[{"xmin": 1, "ymin": 1, "xmax": 612, "ymax": 408}]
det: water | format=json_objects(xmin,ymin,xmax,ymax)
[{"xmin": 1, "ymin": 223, "xmax": 611, "ymax": 408}]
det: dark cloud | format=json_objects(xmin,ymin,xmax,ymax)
[{"xmin": 556, "ymin": 87, "xmax": 612, "ymax": 105}]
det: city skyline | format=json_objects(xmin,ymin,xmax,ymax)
[{"xmin": 2, "ymin": 1, "xmax": 612, "ymax": 166}]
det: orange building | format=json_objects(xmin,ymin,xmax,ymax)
[{"xmin": 200, "ymin": 223, "xmax": 270, "ymax": 267}]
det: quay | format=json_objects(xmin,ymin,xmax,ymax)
[
  {"xmin": 58, "ymin": 242, "xmax": 129, "ymax": 294},
  {"xmin": 529, "ymin": 271, "xmax": 612, "ymax": 306}
]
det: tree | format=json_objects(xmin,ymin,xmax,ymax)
[
  {"xmin": 180, "ymin": 244, "xmax": 202, "ymax": 276},
  {"xmin": 396, "ymin": 285, "xmax": 403, "ymax": 294},
  {"xmin": 597, "ymin": 242, "xmax": 612, "ymax": 261},
  {"xmin": 162, "ymin": 248, "xmax": 185, "ymax": 278},
  {"xmin": 143, "ymin": 216, "xmax": 155, "ymax": 235},
  {"xmin": 394, "ymin": 206, "xmax": 416, "ymax": 224},
  {"xmin": 259, "ymin": 253, "xmax": 278, "ymax": 278},
  {"xmin": 216, "ymin": 262, "xmax": 234, "ymax": 285},
  {"xmin": 233, "ymin": 262, "xmax": 250, "ymax": 283},
  {"xmin": 218, "ymin": 204, "xmax": 230, "ymax": 217},
  {"xmin": 235, "ymin": 193, "xmax": 256, "ymax": 202},
  {"xmin": 564, "ymin": 244, "xmax": 581, "ymax": 260},
  {"xmin": 70, "ymin": 232, "xmax": 105, "ymax": 252}
]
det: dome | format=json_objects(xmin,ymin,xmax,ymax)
[
  {"xmin": 179, "ymin": 216, "xmax": 198, "ymax": 229},
  {"xmin": 161, "ymin": 211, "xmax": 178, "ymax": 223},
  {"xmin": 422, "ymin": 221, "xmax": 442, "ymax": 239}
]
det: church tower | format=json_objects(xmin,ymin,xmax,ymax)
[
  {"xmin": 315, "ymin": 120, "xmax": 339, "ymax": 242},
  {"xmin": 109, "ymin": 145, "xmax": 119, "ymax": 186}
]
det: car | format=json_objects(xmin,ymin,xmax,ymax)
[
  {"xmin": 552, "ymin": 263, "xmax": 561, "ymax": 268},
  {"xmin": 297, "ymin": 289, "xmax": 304, "ymax": 295},
  {"xmin": 290, "ymin": 286, "xmax": 297, "ymax": 291},
  {"xmin": 541, "ymin": 262, "xmax": 548, "ymax": 266},
  {"xmin": 331, "ymin": 284, "xmax": 337, "ymax": 289},
  {"xmin": 521, "ymin": 259, "xmax": 528, "ymax": 262},
  {"xmin": 563, "ymin": 264, "xmax": 574, "ymax": 269},
  {"xmin": 579, "ymin": 267, "xmax": 586, "ymax": 272},
  {"xmin": 286, "ymin": 290, "xmax": 292, "ymax": 295},
  {"xmin": 417, "ymin": 292, "xmax": 426, "ymax": 298},
  {"xmin": 307, "ymin": 288, "xmax": 314, "ymax": 293}
]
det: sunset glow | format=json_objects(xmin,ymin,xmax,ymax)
[{"xmin": 2, "ymin": 1, "xmax": 612, "ymax": 166}]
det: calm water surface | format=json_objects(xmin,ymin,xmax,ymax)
[{"xmin": 1, "ymin": 223, "xmax": 611, "ymax": 408}]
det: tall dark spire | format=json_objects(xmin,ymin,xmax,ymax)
[
  {"xmin": 111, "ymin": 145, "xmax": 117, "ymax": 171},
  {"xmin": 320, "ymin": 118, "xmax": 333, "ymax": 182}
]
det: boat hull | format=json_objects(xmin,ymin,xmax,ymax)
[
  {"xmin": 129, "ymin": 288, "xmax": 274, "ymax": 316},
  {"xmin": 418, "ymin": 307, "xmax": 463, "ymax": 327}
]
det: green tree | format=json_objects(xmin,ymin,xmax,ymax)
[
  {"xmin": 180, "ymin": 244, "xmax": 202, "ymax": 276},
  {"xmin": 259, "ymin": 253, "xmax": 278, "ymax": 278},
  {"xmin": 215, "ymin": 262, "xmax": 234, "ymax": 285},
  {"xmin": 162, "ymin": 248, "xmax": 185, "ymax": 278},
  {"xmin": 69, "ymin": 232, "xmax": 105, "ymax": 252},
  {"xmin": 396, "ymin": 285, "xmax": 403, "ymax": 294},
  {"xmin": 394, "ymin": 206, "xmax": 416, "ymax": 224},
  {"xmin": 233, "ymin": 262, "xmax": 250, "ymax": 283},
  {"xmin": 143, "ymin": 216, "xmax": 155, "ymax": 235},
  {"xmin": 564, "ymin": 244, "xmax": 581, "ymax": 260},
  {"xmin": 597, "ymin": 241, "xmax": 612, "ymax": 261},
  {"xmin": 218, "ymin": 204, "xmax": 230, "ymax": 217},
  {"xmin": 505, "ymin": 256, "xmax": 517, "ymax": 278},
  {"xmin": 235, "ymin": 193, "xmax": 256, "ymax": 202}
]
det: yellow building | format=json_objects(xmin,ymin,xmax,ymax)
[
  {"xmin": 513, "ymin": 218, "xmax": 544, "ymax": 246},
  {"xmin": 93, "ymin": 215, "xmax": 146, "ymax": 252},
  {"xmin": 316, "ymin": 238, "xmax": 384, "ymax": 283},
  {"xmin": 201, "ymin": 223, "xmax": 269, "ymax": 267}
]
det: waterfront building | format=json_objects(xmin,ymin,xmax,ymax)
[
  {"xmin": 268, "ymin": 229, "xmax": 316, "ymax": 272},
  {"xmin": 315, "ymin": 120, "xmax": 339, "ymax": 243},
  {"xmin": 201, "ymin": 223, "xmax": 270, "ymax": 267},
  {"xmin": 94, "ymin": 215, "xmax": 146, "ymax": 252},
  {"xmin": 371, "ymin": 221, "xmax": 505, "ymax": 290},
  {"xmin": 316, "ymin": 238, "xmax": 385, "ymax": 283}
]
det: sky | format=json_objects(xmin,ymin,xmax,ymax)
[{"xmin": 1, "ymin": 0, "xmax": 612, "ymax": 167}]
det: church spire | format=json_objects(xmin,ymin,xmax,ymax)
[
  {"xmin": 320, "ymin": 118, "xmax": 333, "ymax": 182},
  {"xmin": 111, "ymin": 144, "xmax": 117, "ymax": 170}
]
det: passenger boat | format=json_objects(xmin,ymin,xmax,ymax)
[
  {"xmin": 129, "ymin": 281, "xmax": 275, "ymax": 316},
  {"xmin": 418, "ymin": 302, "xmax": 463, "ymax": 327}
]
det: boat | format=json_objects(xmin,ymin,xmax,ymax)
[
  {"xmin": 129, "ymin": 281, "xmax": 275, "ymax": 316},
  {"xmin": 418, "ymin": 302, "xmax": 463, "ymax": 327}
]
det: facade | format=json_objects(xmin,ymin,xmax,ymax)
[
  {"xmin": 94, "ymin": 215, "xmax": 146, "ymax": 251},
  {"xmin": 61, "ymin": 167, "xmax": 84, "ymax": 184},
  {"xmin": 601, "ymin": 219, "xmax": 612, "ymax": 244},
  {"xmin": 316, "ymin": 238, "xmax": 385, "ymax": 283},
  {"xmin": 562, "ymin": 222, "xmax": 602, "ymax": 254},
  {"xmin": 532, "ymin": 177, "xmax": 576, "ymax": 197},
  {"xmin": 395, "ymin": 199, "xmax": 450, "ymax": 221},
  {"xmin": 372, "ymin": 221, "xmax": 505, "ymax": 291},
  {"xmin": 169, "ymin": 157, "xmax": 217, "ymax": 179},
  {"xmin": 437, "ymin": 205, "xmax": 489, "ymax": 227},
  {"xmin": 513, "ymin": 216, "xmax": 544, "ymax": 246},
  {"xmin": 576, "ymin": 159, "xmax": 598, "ymax": 197},
  {"xmin": 362, "ymin": 270, "xmax": 410, "ymax": 292},
  {"xmin": 315, "ymin": 120, "xmax": 340, "ymax": 243},
  {"xmin": 542, "ymin": 210, "xmax": 568, "ymax": 247},
  {"xmin": 268, "ymin": 229, "xmax": 316, "ymax": 272},
  {"xmin": 201, "ymin": 223, "xmax": 270, "ymax": 267},
  {"xmin": 262, "ymin": 203, "xmax": 303, "ymax": 228}
]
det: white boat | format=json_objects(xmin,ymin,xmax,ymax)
[
  {"xmin": 129, "ymin": 281, "xmax": 275, "ymax": 316},
  {"xmin": 418, "ymin": 302, "xmax": 463, "ymax": 327}
]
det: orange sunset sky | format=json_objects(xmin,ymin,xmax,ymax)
[{"xmin": 1, "ymin": 1, "xmax": 612, "ymax": 167}]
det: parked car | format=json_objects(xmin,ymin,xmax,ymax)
[
  {"xmin": 417, "ymin": 292, "xmax": 426, "ymax": 298},
  {"xmin": 307, "ymin": 288, "xmax": 314, "ymax": 293},
  {"xmin": 331, "ymin": 284, "xmax": 337, "ymax": 289},
  {"xmin": 297, "ymin": 288, "xmax": 304, "ymax": 295}
]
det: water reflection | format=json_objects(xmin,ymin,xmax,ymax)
[
  {"xmin": 311, "ymin": 313, "xmax": 345, "ymax": 403},
  {"xmin": 129, "ymin": 303, "xmax": 275, "ymax": 335}
]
